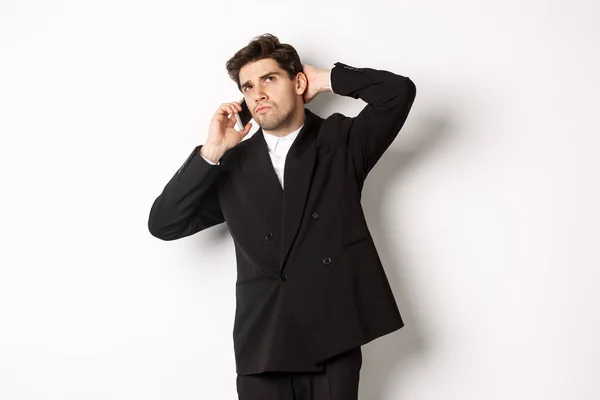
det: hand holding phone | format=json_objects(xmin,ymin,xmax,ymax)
[{"xmin": 204, "ymin": 101, "xmax": 253, "ymax": 159}]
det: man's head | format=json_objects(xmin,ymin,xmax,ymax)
[{"xmin": 225, "ymin": 34, "xmax": 307, "ymax": 134}]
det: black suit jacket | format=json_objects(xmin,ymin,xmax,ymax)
[{"xmin": 148, "ymin": 62, "xmax": 416, "ymax": 375}]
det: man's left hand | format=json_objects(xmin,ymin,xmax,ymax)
[{"xmin": 302, "ymin": 64, "xmax": 332, "ymax": 104}]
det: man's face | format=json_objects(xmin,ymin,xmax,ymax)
[{"xmin": 239, "ymin": 58, "xmax": 298, "ymax": 131}]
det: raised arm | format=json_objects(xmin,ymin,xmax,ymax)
[
  {"xmin": 148, "ymin": 101, "xmax": 253, "ymax": 240},
  {"xmin": 331, "ymin": 62, "xmax": 417, "ymax": 183}
]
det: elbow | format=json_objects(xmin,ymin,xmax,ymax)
[
  {"xmin": 148, "ymin": 218, "xmax": 175, "ymax": 241},
  {"xmin": 385, "ymin": 76, "xmax": 416, "ymax": 111},
  {"xmin": 147, "ymin": 206, "xmax": 181, "ymax": 241},
  {"xmin": 403, "ymin": 76, "xmax": 417, "ymax": 102},
  {"xmin": 397, "ymin": 77, "xmax": 416, "ymax": 115},
  {"xmin": 148, "ymin": 222, "xmax": 187, "ymax": 241},
  {"xmin": 148, "ymin": 211, "xmax": 202, "ymax": 241}
]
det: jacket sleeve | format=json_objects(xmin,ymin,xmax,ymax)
[
  {"xmin": 330, "ymin": 62, "xmax": 417, "ymax": 184},
  {"xmin": 148, "ymin": 145, "xmax": 225, "ymax": 241}
]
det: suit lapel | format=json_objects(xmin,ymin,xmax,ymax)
[
  {"xmin": 239, "ymin": 108, "xmax": 321, "ymax": 273},
  {"xmin": 239, "ymin": 128, "xmax": 284, "ymax": 228},
  {"xmin": 279, "ymin": 110, "xmax": 319, "ymax": 272}
]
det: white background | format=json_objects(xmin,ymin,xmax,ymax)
[{"xmin": 1, "ymin": 0, "xmax": 599, "ymax": 399}]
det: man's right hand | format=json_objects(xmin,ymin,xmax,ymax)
[{"xmin": 201, "ymin": 102, "xmax": 253, "ymax": 163}]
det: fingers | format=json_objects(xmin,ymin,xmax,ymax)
[
  {"xmin": 217, "ymin": 101, "xmax": 243, "ymax": 116},
  {"xmin": 212, "ymin": 102, "xmax": 244, "ymax": 131},
  {"xmin": 239, "ymin": 122, "xmax": 253, "ymax": 139},
  {"xmin": 226, "ymin": 113, "xmax": 236, "ymax": 128},
  {"xmin": 225, "ymin": 112, "xmax": 249, "ymax": 134}
]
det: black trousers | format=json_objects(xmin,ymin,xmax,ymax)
[{"xmin": 236, "ymin": 347, "xmax": 362, "ymax": 400}]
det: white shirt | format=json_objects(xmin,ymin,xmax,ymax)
[
  {"xmin": 200, "ymin": 69, "xmax": 335, "ymax": 189},
  {"xmin": 261, "ymin": 125, "xmax": 302, "ymax": 189}
]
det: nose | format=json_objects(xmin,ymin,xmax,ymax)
[{"xmin": 252, "ymin": 89, "xmax": 267, "ymax": 108}]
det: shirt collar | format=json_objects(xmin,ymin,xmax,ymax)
[{"xmin": 262, "ymin": 124, "xmax": 304, "ymax": 153}]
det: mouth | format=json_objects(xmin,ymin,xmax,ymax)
[{"xmin": 256, "ymin": 106, "xmax": 271, "ymax": 113}]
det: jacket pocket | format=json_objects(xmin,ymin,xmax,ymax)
[
  {"xmin": 235, "ymin": 275, "xmax": 272, "ymax": 286},
  {"xmin": 343, "ymin": 234, "xmax": 370, "ymax": 247},
  {"xmin": 339, "ymin": 200, "xmax": 371, "ymax": 248}
]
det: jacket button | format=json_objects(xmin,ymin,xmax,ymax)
[
  {"xmin": 280, "ymin": 275, "xmax": 288, "ymax": 282},
  {"xmin": 323, "ymin": 257, "xmax": 332, "ymax": 265},
  {"xmin": 311, "ymin": 212, "xmax": 320, "ymax": 219},
  {"xmin": 265, "ymin": 233, "xmax": 273, "ymax": 240}
]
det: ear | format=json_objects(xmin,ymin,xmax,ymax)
[{"xmin": 295, "ymin": 72, "xmax": 308, "ymax": 96}]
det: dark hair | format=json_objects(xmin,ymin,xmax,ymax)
[{"xmin": 225, "ymin": 33, "xmax": 303, "ymax": 92}]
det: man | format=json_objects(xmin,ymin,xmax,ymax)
[{"xmin": 148, "ymin": 33, "xmax": 416, "ymax": 399}]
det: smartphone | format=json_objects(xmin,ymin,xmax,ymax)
[{"xmin": 234, "ymin": 98, "xmax": 253, "ymax": 131}]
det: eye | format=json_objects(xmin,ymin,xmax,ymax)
[{"xmin": 266, "ymin": 76, "xmax": 274, "ymax": 82}]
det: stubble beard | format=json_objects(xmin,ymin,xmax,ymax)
[{"xmin": 255, "ymin": 104, "xmax": 294, "ymax": 131}]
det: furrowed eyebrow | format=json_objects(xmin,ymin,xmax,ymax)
[{"xmin": 241, "ymin": 71, "xmax": 280, "ymax": 89}]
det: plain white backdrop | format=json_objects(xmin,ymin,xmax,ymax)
[{"xmin": 1, "ymin": 0, "xmax": 599, "ymax": 399}]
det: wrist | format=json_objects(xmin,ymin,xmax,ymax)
[
  {"xmin": 318, "ymin": 69, "xmax": 333, "ymax": 93},
  {"xmin": 200, "ymin": 143, "xmax": 225, "ymax": 164}
]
